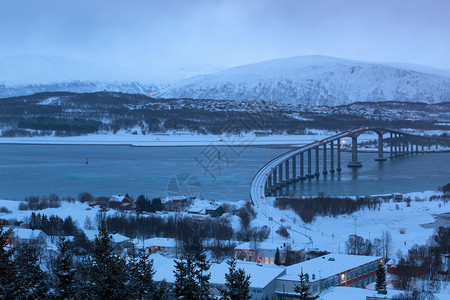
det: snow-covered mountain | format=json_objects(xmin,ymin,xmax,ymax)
[
  {"xmin": 0, "ymin": 54, "xmax": 224, "ymax": 98},
  {"xmin": 154, "ymin": 56, "xmax": 450, "ymax": 106},
  {"xmin": 0, "ymin": 81, "xmax": 159, "ymax": 98}
]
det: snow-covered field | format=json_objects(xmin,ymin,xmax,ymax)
[{"xmin": 250, "ymin": 191, "xmax": 449, "ymax": 261}]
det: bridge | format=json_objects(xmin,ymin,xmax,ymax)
[{"xmin": 250, "ymin": 127, "xmax": 450, "ymax": 211}]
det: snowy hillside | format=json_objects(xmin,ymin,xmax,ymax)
[
  {"xmin": 0, "ymin": 81, "xmax": 158, "ymax": 98},
  {"xmin": 0, "ymin": 54, "xmax": 224, "ymax": 98},
  {"xmin": 154, "ymin": 56, "xmax": 450, "ymax": 106}
]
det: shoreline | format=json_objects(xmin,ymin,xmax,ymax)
[{"xmin": 0, "ymin": 131, "xmax": 380, "ymax": 147}]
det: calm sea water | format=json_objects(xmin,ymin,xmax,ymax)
[{"xmin": 0, "ymin": 144, "xmax": 448, "ymax": 201}]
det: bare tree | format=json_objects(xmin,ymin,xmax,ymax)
[
  {"xmin": 250, "ymin": 235, "xmax": 261, "ymax": 263},
  {"xmin": 373, "ymin": 237, "xmax": 383, "ymax": 256},
  {"xmin": 382, "ymin": 231, "xmax": 393, "ymax": 260}
]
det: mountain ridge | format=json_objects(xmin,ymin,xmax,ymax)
[{"xmin": 154, "ymin": 55, "xmax": 450, "ymax": 106}]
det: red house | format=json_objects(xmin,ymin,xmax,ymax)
[{"xmin": 108, "ymin": 195, "xmax": 135, "ymax": 211}]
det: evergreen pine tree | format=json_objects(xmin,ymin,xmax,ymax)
[
  {"xmin": 62, "ymin": 216, "xmax": 76, "ymax": 236},
  {"xmin": 174, "ymin": 237, "xmax": 212, "ymax": 299},
  {"xmin": 193, "ymin": 243, "xmax": 211, "ymax": 299},
  {"xmin": 293, "ymin": 270, "xmax": 318, "ymax": 300},
  {"xmin": 218, "ymin": 258, "xmax": 251, "ymax": 300},
  {"xmin": 53, "ymin": 236, "xmax": 76, "ymax": 299},
  {"xmin": 375, "ymin": 260, "xmax": 387, "ymax": 294},
  {"xmin": 274, "ymin": 247, "xmax": 281, "ymax": 266},
  {"xmin": 174, "ymin": 254, "xmax": 198, "ymax": 299},
  {"xmin": 136, "ymin": 195, "xmax": 147, "ymax": 214},
  {"xmin": 14, "ymin": 241, "xmax": 50, "ymax": 299},
  {"xmin": 84, "ymin": 217, "xmax": 127, "ymax": 299},
  {"xmin": 0, "ymin": 226, "xmax": 16, "ymax": 298},
  {"xmin": 127, "ymin": 242, "xmax": 170, "ymax": 299}
]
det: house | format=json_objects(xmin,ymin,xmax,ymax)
[
  {"xmin": 275, "ymin": 254, "xmax": 383, "ymax": 298},
  {"xmin": 186, "ymin": 199, "xmax": 224, "ymax": 219},
  {"xmin": 8, "ymin": 228, "xmax": 49, "ymax": 246},
  {"xmin": 83, "ymin": 230, "xmax": 131, "ymax": 249},
  {"xmin": 151, "ymin": 254, "xmax": 286, "ymax": 300},
  {"xmin": 235, "ymin": 241, "xmax": 305, "ymax": 264},
  {"xmin": 209, "ymin": 261, "xmax": 285, "ymax": 299},
  {"xmin": 137, "ymin": 237, "xmax": 177, "ymax": 256},
  {"xmin": 110, "ymin": 233, "xmax": 132, "ymax": 249},
  {"xmin": 108, "ymin": 194, "xmax": 134, "ymax": 211}
]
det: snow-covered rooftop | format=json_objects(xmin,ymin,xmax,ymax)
[
  {"xmin": 110, "ymin": 233, "xmax": 131, "ymax": 244},
  {"xmin": 281, "ymin": 253, "xmax": 382, "ymax": 281},
  {"xmin": 137, "ymin": 237, "xmax": 176, "ymax": 248},
  {"xmin": 83, "ymin": 229, "xmax": 130, "ymax": 244},
  {"xmin": 151, "ymin": 254, "xmax": 285, "ymax": 288},
  {"xmin": 210, "ymin": 260, "xmax": 286, "ymax": 288},
  {"xmin": 235, "ymin": 241, "xmax": 305, "ymax": 252},
  {"xmin": 187, "ymin": 200, "xmax": 221, "ymax": 214},
  {"xmin": 109, "ymin": 195, "xmax": 126, "ymax": 202},
  {"xmin": 10, "ymin": 228, "xmax": 47, "ymax": 240}
]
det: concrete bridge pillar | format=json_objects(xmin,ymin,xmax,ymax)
[
  {"xmin": 292, "ymin": 156, "xmax": 297, "ymax": 180},
  {"xmin": 415, "ymin": 142, "xmax": 419, "ymax": 154},
  {"xmin": 272, "ymin": 169, "xmax": 275, "ymax": 186},
  {"xmin": 285, "ymin": 160, "xmax": 290, "ymax": 182},
  {"xmin": 307, "ymin": 149, "xmax": 314, "ymax": 178},
  {"xmin": 389, "ymin": 132, "xmax": 394, "ymax": 158},
  {"xmin": 394, "ymin": 134, "xmax": 399, "ymax": 157},
  {"xmin": 278, "ymin": 164, "xmax": 283, "ymax": 184},
  {"xmin": 421, "ymin": 143, "xmax": 424, "ymax": 152},
  {"xmin": 300, "ymin": 152, "xmax": 306, "ymax": 180},
  {"xmin": 375, "ymin": 132, "xmax": 387, "ymax": 161},
  {"xmin": 315, "ymin": 147, "xmax": 320, "ymax": 177},
  {"xmin": 347, "ymin": 136, "xmax": 362, "ymax": 168},
  {"xmin": 402, "ymin": 137, "xmax": 407, "ymax": 156},
  {"xmin": 330, "ymin": 140, "xmax": 335, "ymax": 173},
  {"xmin": 400, "ymin": 135, "xmax": 404, "ymax": 156},
  {"xmin": 406, "ymin": 139, "xmax": 410, "ymax": 155},
  {"xmin": 323, "ymin": 144, "xmax": 328, "ymax": 175},
  {"xmin": 337, "ymin": 139, "xmax": 342, "ymax": 172}
]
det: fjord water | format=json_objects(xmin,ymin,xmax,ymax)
[{"xmin": 0, "ymin": 144, "xmax": 448, "ymax": 201}]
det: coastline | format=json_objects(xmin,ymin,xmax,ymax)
[{"xmin": 0, "ymin": 131, "xmax": 378, "ymax": 147}]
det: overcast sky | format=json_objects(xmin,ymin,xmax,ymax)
[{"xmin": 1, "ymin": 0, "xmax": 449, "ymax": 80}]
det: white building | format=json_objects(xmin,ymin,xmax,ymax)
[
  {"xmin": 84, "ymin": 230, "xmax": 131, "ymax": 249},
  {"xmin": 137, "ymin": 237, "xmax": 177, "ymax": 256},
  {"xmin": 8, "ymin": 228, "xmax": 49, "ymax": 245},
  {"xmin": 275, "ymin": 253, "xmax": 383, "ymax": 299},
  {"xmin": 152, "ymin": 254, "xmax": 286, "ymax": 300},
  {"xmin": 186, "ymin": 199, "xmax": 224, "ymax": 219},
  {"xmin": 235, "ymin": 241, "xmax": 305, "ymax": 264}
]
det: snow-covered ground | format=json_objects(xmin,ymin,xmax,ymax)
[
  {"xmin": 319, "ymin": 286, "xmax": 449, "ymax": 300},
  {"xmin": 250, "ymin": 191, "xmax": 448, "ymax": 260},
  {"xmin": 1, "ymin": 190, "xmax": 448, "ymax": 262}
]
